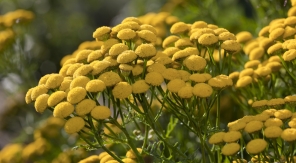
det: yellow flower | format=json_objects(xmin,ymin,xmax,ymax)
[
  {"xmin": 147, "ymin": 63, "xmax": 166, "ymax": 74},
  {"xmin": 70, "ymin": 76, "xmax": 90, "ymax": 89},
  {"xmin": 223, "ymin": 131, "xmax": 242, "ymax": 143},
  {"xmin": 198, "ymin": 33, "xmax": 218, "ymax": 46},
  {"xmin": 109, "ymin": 43, "xmax": 129, "ymax": 56},
  {"xmin": 117, "ymin": 28, "xmax": 136, "ymax": 40},
  {"xmin": 140, "ymin": 24, "xmax": 157, "ymax": 35},
  {"xmin": 122, "ymin": 158, "xmax": 137, "ymax": 163},
  {"xmin": 0, "ymin": 143, "xmax": 23, "ymax": 163},
  {"xmin": 208, "ymin": 131, "xmax": 226, "ymax": 144},
  {"xmin": 244, "ymin": 60, "xmax": 260, "ymax": 69},
  {"xmin": 251, "ymin": 99, "xmax": 268, "ymax": 109},
  {"xmin": 93, "ymin": 26, "xmax": 111, "ymax": 41},
  {"xmin": 64, "ymin": 117, "xmax": 85, "ymax": 134},
  {"xmin": 267, "ymin": 98, "xmax": 285, "ymax": 108},
  {"xmin": 34, "ymin": 94, "xmax": 50, "ymax": 113},
  {"xmin": 132, "ymin": 80, "xmax": 150, "ymax": 94},
  {"xmin": 246, "ymin": 139, "xmax": 267, "ymax": 154},
  {"xmin": 117, "ymin": 50, "xmax": 138, "ymax": 64},
  {"xmin": 170, "ymin": 22, "xmax": 190, "ymax": 34},
  {"xmin": 269, "ymin": 27, "xmax": 284, "ymax": 40},
  {"xmin": 137, "ymin": 30, "xmax": 157, "ymax": 43},
  {"xmin": 112, "ymin": 82, "xmax": 132, "ymax": 99},
  {"xmin": 85, "ymin": 79, "xmax": 106, "ymax": 93},
  {"xmin": 45, "ymin": 74, "xmax": 64, "ymax": 89},
  {"xmin": 183, "ymin": 55, "xmax": 207, "ymax": 71},
  {"xmin": 254, "ymin": 113, "xmax": 270, "ymax": 121},
  {"xmin": 132, "ymin": 64, "xmax": 143, "ymax": 76},
  {"xmin": 98, "ymin": 72, "xmax": 121, "ymax": 87},
  {"xmin": 38, "ymin": 74, "xmax": 51, "ymax": 85},
  {"xmin": 244, "ymin": 120, "xmax": 263, "ymax": 133},
  {"xmin": 216, "ymin": 74, "xmax": 233, "ymax": 86},
  {"xmin": 283, "ymin": 26, "xmax": 296, "ymax": 39},
  {"xmin": 167, "ymin": 79, "xmax": 186, "ymax": 93},
  {"xmin": 190, "ymin": 73, "xmax": 208, "ymax": 83},
  {"xmin": 236, "ymin": 76, "xmax": 252, "ymax": 88},
  {"xmin": 91, "ymin": 106, "xmax": 111, "ymax": 120},
  {"xmin": 178, "ymin": 70, "xmax": 191, "ymax": 81},
  {"xmin": 221, "ymin": 143, "xmax": 240, "ymax": 156},
  {"xmin": 191, "ymin": 21, "xmax": 207, "ymax": 29},
  {"xmin": 264, "ymin": 126, "xmax": 282, "ymax": 138},
  {"xmin": 155, "ymin": 55, "xmax": 173, "ymax": 65},
  {"xmin": 59, "ymin": 64, "xmax": 71, "ymax": 76},
  {"xmin": 126, "ymin": 148, "xmax": 142, "ymax": 159},
  {"xmin": 284, "ymin": 16, "xmax": 296, "ymax": 26},
  {"xmin": 87, "ymin": 50, "xmax": 103, "ymax": 63},
  {"xmin": 161, "ymin": 68, "xmax": 181, "ymax": 80},
  {"xmin": 172, "ymin": 49, "xmax": 191, "ymax": 61},
  {"xmin": 267, "ymin": 42, "xmax": 282, "ymax": 55},
  {"xmin": 213, "ymin": 28, "xmax": 229, "ymax": 35},
  {"xmin": 221, "ymin": 40, "xmax": 241, "ymax": 52},
  {"xmin": 135, "ymin": 44, "xmax": 157, "ymax": 58},
  {"xmin": 264, "ymin": 118, "xmax": 283, "ymax": 127},
  {"xmin": 227, "ymin": 120, "xmax": 246, "ymax": 131},
  {"xmin": 53, "ymin": 101, "xmax": 74, "ymax": 118},
  {"xmin": 59, "ymin": 79, "xmax": 72, "ymax": 91},
  {"xmin": 91, "ymin": 60, "xmax": 111, "ymax": 75},
  {"xmin": 66, "ymin": 63, "xmax": 83, "ymax": 76},
  {"xmin": 192, "ymin": 83, "xmax": 213, "ymax": 98},
  {"xmin": 75, "ymin": 49, "xmax": 93, "ymax": 63},
  {"xmin": 101, "ymin": 38, "xmax": 119, "ymax": 54},
  {"xmin": 76, "ymin": 99, "xmax": 96, "ymax": 116},
  {"xmin": 174, "ymin": 38, "xmax": 193, "ymax": 49},
  {"xmin": 67, "ymin": 87, "xmax": 87, "ymax": 104},
  {"xmin": 218, "ymin": 32, "xmax": 236, "ymax": 41},
  {"xmin": 254, "ymin": 67, "xmax": 271, "ymax": 77},
  {"xmin": 31, "ymin": 84, "xmax": 48, "ymax": 101},
  {"xmin": 48, "ymin": 91, "xmax": 66, "ymax": 107},
  {"xmin": 177, "ymin": 86, "xmax": 193, "ymax": 99},
  {"xmin": 190, "ymin": 28, "xmax": 215, "ymax": 41},
  {"xmin": 236, "ymin": 31, "xmax": 253, "ymax": 43},
  {"xmin": 259, "ymin": 26, "xmax": 270, "ymax": 37},
  {"xmin": 162, "ymin": 47, "xmax": 180, "ymax": 57},
  {"xmin": 73, "ymin": 65, "xmax": 93, "ymax": 78},
  {"xmin": 208, "ymin": 77, "xmax": 227, "ymax": 89},
  {"xmin": 281, "ymin": 128, "xmax": 296, "ymax": 142},
  {"xmin": 25, "ymin": 88, "xmax": 34, "ymax": 104},
  {"xmin": 274, "ymin": 109, "xmax": 292, "ymax": 120},
  {"xmin": 122, "ymin": 21, "xmax": 140, "ymax": 30},
  {"xmin": 284, "ymin": 95, "xmax": 296, "ymax": 104},
  {"xmin": 145, "ymin": 72, "xmax": 164, "ymax": 86},
  {"xmin": 283, "ymin": 49, "xmax": 296, "ymax": 61}
]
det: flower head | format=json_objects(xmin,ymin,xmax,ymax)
[
  {"xmin": 145, "ymin": 72, "xmax": 164, "ymax": 86},
  {"xmin": 246, "ymin": 139, "xmax": 267, "ymax": 154},
  {"xmin": 193, "ymin": 83, "xmax": 213, "ymax": 98},
  {"xmin": 117, "ymin": 50, "xmax": 138, "ymax": 64},
  {"xmin": 75, "ymin": 49, "xmax": 93, "ymax": 63},
  {"xmin": 45, "ymin": 74, "xmax": 64, "ymax": 89},
  {"xmin": 281, "ymin": 128, "xmax": 296, "ymax": 142},
  {"xmin": 132, "ymin": 80, "xmax": 150, "ymax": 94},
  {"xmin": 183, "ymin": 55, "xmax": 207, "ymax": 71},
  {"xmin": 93, "ymin": 26, "xmax": 111, "ymax": 41},
  {"xmin": 76, "ymin": 99, "xmax": 96, "ymax": 116},
  {"xmin": 67, "ymin": 87, "xmax": 87, "ymax": 104},
  {"xmin": 91, "ymin": 106, "xmax": 111, "ymax": 120},
  {"xmin": 98, "ymin": 72, "xmax": 121, "ymax": 87},
  {"xmin": 53, "ymin": 101, "xmax": 74, "ymax": 118},
  {"xmin": 170, "ymin": 22, "xmax": 190, "ymax": 34},
  {"xmin": 47, "ymin": 91, "xmax": 66, "ymax": 107},
  {"xmin": 223, "ymin": 131, "xmax": 242, "ymax": 143},
  {"xmin": 221, "ymin": 40, "xmax": 241, "ymax": 52},
  {"xmin": 117, "ymin": 28, "xmax": 136, "ymax": 40},
  {"xmin": 167, "ymin": 79, "xmax": 186, "ymax": 93},
  {"xmin": 264, "ymin": 126, "xmax": 282, "ymax": 138},
  {"xmin": 87, "ymin": 50, "xmax": 103, "ymax": 63},
  {"xmin": 208, "ymin": 131, "xmax": 226, "ymax": 144},
  {"xmin": 135, "ymin": 44, "xmax": 157, "ymax": 58},
  {"xmin": 70, "ymin": 76, "xmax": 90, "ymax": 89},
  {"xmin": 244, "ymin": 120, "xmax": 263, "ymax": 133},
  {"xmin": 85, "ymin": 79, "xmax": 106, "ymax": 92},
  {"xmin": 112, "ymin": 82, "xmax": 132, "ymax": 99},
  {"xmin": 34, "ymin": 94, "xmax": 49, "ymax": 113},
  {"xmin": 198, "ymin": 33, "xmax": 218, "ymax": 46},
  {"xmin": 221, "ymin": 143, "xmax": 240, "ymax": 156},
  {"xmin": 64, "ymin": 117, "xmax": 85, "ymax": 134},
  {"xmin": 137, "ymin": 30, "xmax": 157, "ymax": 43}
]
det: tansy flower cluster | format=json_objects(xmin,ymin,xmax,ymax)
[{"xmin": 22, "ymin": 1, "xmax": 296, "ymax": 162}]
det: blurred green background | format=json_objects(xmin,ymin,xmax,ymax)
[{"xmin": 0, "ymin": 0, "xmax": 290, "ymax": 158}]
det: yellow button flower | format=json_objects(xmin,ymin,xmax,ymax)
[
  {"xmin": 193, "ymin": 83, "xmax": 213, "ymax": 98},
  {"xmin": 34, "ymin": 94, "xmax": 49, "ymax": 113},
  {"xmin": 91, "ymin": 106, "xmax": 111, "ymax": 120},
  {"xmin": 64, "ymin": 117, "xmax": 85, "ymax": 134},
  {"xmin": 137, "ymin": 30, "xmax": 157, "ymax": 43},
  {"xmin": 86, "ymin": 79, "xmax": 106, "ymax": 92},
  {"xmin": 246, "ymin": 139, "xmax": 267, "ymax": 154},
  {"xmin": 112, "ymin": 82, "xmax": 132, "ymax": 99},
  {"xmin": 45, "ymin": 74, "xmax": 64, "ymax": 89},
  {"xmin": 221, "ymin": 143, "xmax": 240, "ymax": 156},
  {"xmin": 31, "ymin": 84, "xmax": 48, "ymax": 101},
  {"xmin": 132, "ymin": 80, "xmax": 150, "ymax": 94},
  {"xmin": 47, "ymin": 91, "xmax": 66, "ymax": 107},
  {"xmin": 53, "ymin": 101, "xmax": 74, "ymax": 118},
  {"xmin": 69, "ymin": 76, "xmax": 90, "ymax": 89},
  {"xmin": 98, "ymin": 72, "xmax": 121, "ymax": 87},
  {"xmin": 145, "ymin": 72, "xmax": 164, "ymax": 86},
  {"xmin": 117, "ymin": 50, "xmax": 138, "ymax": 64},
  {"xmin": 76, "ymin": 99, "xmax": 96, "ymax": 116},
  {"xmin": 67, "ymin": 87, "xmax": 87, "ymax": 104}
]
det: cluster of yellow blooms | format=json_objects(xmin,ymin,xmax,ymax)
[
  {"xmin": 0, "ymin": 9, "xmax": 34, "ymax": 51},
  {"xmin": 21, "ymin": 0, "xmax": 296, "ymax": 162}
]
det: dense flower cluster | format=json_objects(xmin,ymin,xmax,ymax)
[{"xmin": 20, "ymin": 0, "xmax": 296, "ymax": 162}]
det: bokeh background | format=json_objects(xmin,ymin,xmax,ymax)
[{"xmin": 0, "ymin": 0, "xmax": 290, "ymax": 160}]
